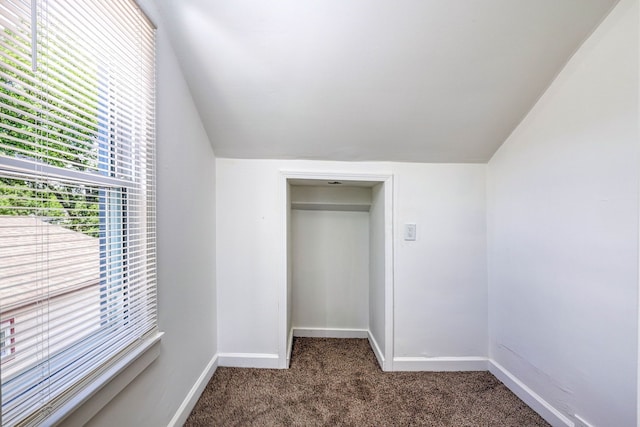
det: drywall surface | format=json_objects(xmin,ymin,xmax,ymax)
[
  {"xmin": 369, "ymin": 183, "xmax": 386, "ymax": 352},
  {"xmin": 216, "ymin": 159, "xmax": 487, "ymax": 360},
  {"xmin": 155, "ymin": 0, "xmax": 618, "ymax": 163},
  {"xmin": 392, "ymin": 164, "xmax": 488, "ymax": 359},
  {"xmin": 86, "ymin": 2, "xmax": 217, "ymax": 426},
  {"xmin": 292, "ymin": 209, "xmax": 370, "ymax": 330},
  {"xmin": 487, "ymin": 0, "xmax": 639, "ymax": 425}
]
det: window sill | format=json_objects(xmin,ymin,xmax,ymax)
[{"xmin": 46, "ymin": 331, "xmax": 164, "ymax": 427}]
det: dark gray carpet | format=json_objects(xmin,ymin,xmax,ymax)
[{"xmin": 185, "ymin": 338, "xmax": 550, "ymax": 426}]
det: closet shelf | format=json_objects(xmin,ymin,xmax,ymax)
[{"xmin": 291, "ymin": 202, "xmax": 371, "ymax": 212}]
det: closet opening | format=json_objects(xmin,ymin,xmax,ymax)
[{"xmin": 280, "ymin": 173, "xmax": 394, "ymax": 371}]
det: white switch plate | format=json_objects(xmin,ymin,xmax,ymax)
[{"xmin": 404, "ymin": 223, "xmax": 417, "ymax": 241}]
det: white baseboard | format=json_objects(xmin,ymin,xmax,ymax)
[
  {"xmin": 293, "ymin": 327, "xmax": 369, "ymax": 339},
  {"xmin": 367, "ymin": 331, "xmax": 385, "ymax": 370},
  {"xmin": 167, "ymin": 353, "xmax": 218, "ymax": 427},
  {"xmin": 488, "ymin": 360, "xmax": 573, "ymax": 427},
  {"xmin": 393, "ymin": 356, "xmax": 488, "ymax": 372},
  {"xmin": 217, "ymin": 352, "xmax": 280, "ymax": 369},
  {"xmin": 286, "ymin": 328, "xmax": 294, "ymax": 368}
]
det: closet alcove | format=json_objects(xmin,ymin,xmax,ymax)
[{"xmin": 283, "ymin": 176, "xmax": 392, "ymax": 370}]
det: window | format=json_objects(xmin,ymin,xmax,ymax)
[{"xmin": 0, "ymin": 1, "xmax": 156, "ymax": 426}]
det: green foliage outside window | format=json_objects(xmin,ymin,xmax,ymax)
[{"xmin": 0, "ymin": 28, "xmax": 101, "ymax": 237}]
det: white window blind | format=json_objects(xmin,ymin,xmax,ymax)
[{"xmin": 0, "ymin": 1, "xmax": 156, "ymax": 426}]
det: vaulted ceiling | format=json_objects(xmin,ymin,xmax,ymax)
[{"xmin": 155, "ymin": 0, "xmax": 618, "ymax": 162}]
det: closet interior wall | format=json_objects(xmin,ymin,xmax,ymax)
[{"xmin": 290, "ymin": 185, "xmax": 372, "ymax": 337}]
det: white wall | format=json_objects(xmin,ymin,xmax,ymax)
[
  {"xmin": 216, "ymin": 159, "xmax": 487, "ymax": 364},
  {"xmin": 86, "ymin": 1, "xmax": 218, "ymax": 425},
  {"xmin": 487, "ymin": 0, "xmax": 639, "ymax": 425},
  {"xmin": 292, "ymin": 209, "xmax": 370, "ymax": 331},
  {"xmin": 393, "ymin": 164, "xmax": 487, "ymax": 361},
  {"xmin": 369, "ymin": 183, "xmax": 386, "ymax": 353}
]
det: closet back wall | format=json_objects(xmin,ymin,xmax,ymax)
[{"xmin": 292, "ymin": 209, "xmax": 370, "ymax": 332}]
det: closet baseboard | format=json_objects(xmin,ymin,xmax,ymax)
[
  {"xmin": 393, "ymin": 356, "xmax": 488, "ymax": 372},
  {"xmin": 292, "ymin": 328, "xmax": 369, "ymax": 339}
]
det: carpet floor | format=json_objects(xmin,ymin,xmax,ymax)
[{"xmin": 185, "ymin": 338, "xmax": 550, "ymax": 426}]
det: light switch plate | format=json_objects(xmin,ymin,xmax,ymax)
[{"xmin": 404, "ymin": 223, "xmax": 417, "ymax": 241}]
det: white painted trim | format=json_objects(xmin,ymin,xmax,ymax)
[
  {"xmin": 293, "ymin": 328, "xmax": 369, "ymax": 338},
  {"xmin": 367, "ymin": 330, "xmax": 385, "ymax": 369},
  {"xmin": 281, "ymin": 171, "xmax": 394, "ymax": 183},
  {"xmin": 383, "ymin": 175, "xmax": 394, "ymax": 372},
  {"xmin": 167, "ymin": 354, "xmax": 219, "ymax": 427},
  {"xmin": 636, "ymin": 17, "xmax": 640, "ymax": 425},
  {"xmin": 279, "ymin": 172, "xmax": 290, "ymax": 369},
  {"xmin": 393, "ymin": 356, "xmax": 488, "ymax": 372},
  {"xmin": 636, "ymin": 3, "xmax": 640, "ymax": 425},
  {"xmin": 286, "ymin": 328, "xmax": 294, "ymax": 368},
  {"xmin": 279, "ymin": 170, "xmax": 395, "ymax": 372},
  {"xmin": 489, "ymin": 360, "xmax": 574, "ymax": 427},
  {"xmin": 218, "ymin": 353, "xmax": 281, "ymax": 369},
  {"xmin": 574, "ymin": 414, "xmax": 595, "ymax": 427}
]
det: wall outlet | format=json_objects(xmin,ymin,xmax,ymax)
[{"xmin": 404, "ymin": 223, "xmax": 417, "ymax": 241}]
